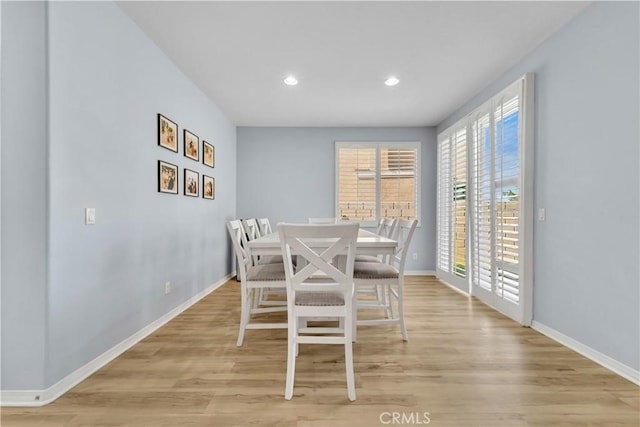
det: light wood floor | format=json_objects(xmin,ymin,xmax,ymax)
[{"xmin": 2, "ymin": 276, "xmax": 638, "ymax": 426}]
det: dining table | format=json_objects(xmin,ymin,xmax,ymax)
[{"xmin": 246, "ymin": 227, "xmax": 398, "ymax": 258}]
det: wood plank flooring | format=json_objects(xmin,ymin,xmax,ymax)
[{"xmin": 2, "ymin": 276, "xmax": 638, "ymax": 426}]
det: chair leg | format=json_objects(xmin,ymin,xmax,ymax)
[
  {"xmin": 351, "ymin": 293, "xmax": 358, "ymax": 342},
  {"xmin": 379, "ymin": 284, "xmax": 391, "ymax": 318},
  {"xmin": 397, "ymin": 281, "xmax": 408, "ymax": 341},
  {"xmin": 388, "ymin": 284, "xmax": 397, "ymax": 320},
  {"xmin": 285, "ymin": 316, "xmax": 297, "ymax": 400},
  {"xmin": 295, "ymin": 316, "xmax": 299, "ymax": 357},
  {"xmin": 237, "ymin": 287, "xmax": 250, "ymax": 347},
  {"xmin": 254, "ymin": 288, "xmax": 263, "ymax": 309},
  {"xmin": 344, "ymin": 313, "xmax": 356, "ymax": 401}
]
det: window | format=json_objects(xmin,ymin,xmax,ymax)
[
  {"xmin": 437, "ymin": 74, "xmax": 534, "ymax": 326},
  {"xmin": 336, "ymin": 142, "xmax": 420, "ymax": 226}
]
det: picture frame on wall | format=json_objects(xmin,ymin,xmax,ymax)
[
  {"xmin": 203, "ymin": 175, "xmax": 214, "ymax": 200},
  {"xmin": 184, "ymin": 129, "xmax": 199, "ymax": 161},
  {"xmin": 203, "ymin": 141, "xmax": 215, "ymax": 168},
  {"xmin": 184, "ymin": 168, "xmax": 199, "ymax": 197},
  {"xmin": 158, "ymin": 114, "xmax": 178, "ymax": 153},
  {"xmin": 158, "ymin": 160, "xmax": 179, "ymax": 194}
]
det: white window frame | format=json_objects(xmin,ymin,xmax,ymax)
[{"xmin": 335, "ymin": 141, "xmax": 421, "ymax": 228}]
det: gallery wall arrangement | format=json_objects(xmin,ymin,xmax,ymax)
[{"xmin": 157, "ymin": 113, "xmax": 215, "ymax": 199}]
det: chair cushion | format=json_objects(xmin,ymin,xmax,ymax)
[
  {"xmin": 246, "ymin": 263, "xmax": 286, "ymax": 281},
  {"xmin": 258, "ymin": 255, "xmax": 297, "ymax": 267},
  {"xmin": 353, "ymin": 262, "xmax": 399, "ymax": 279},
  {"xmin": 355, "ymin": 255, "xmax": 380, "ymax": 262},
  {"xmin": 295, "ymin": 292, "xmax": 345, "ymax": 306}
]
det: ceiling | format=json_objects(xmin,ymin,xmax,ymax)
[{"xmin": 117, "ymin": 1, "xmax": 589, "ymax": 127}]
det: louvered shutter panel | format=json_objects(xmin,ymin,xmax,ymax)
[
  {"xmin": 337, "ymin": 146, "xmax": 377, "ymax": 222},
  {"xmin": 471, "ymin": 110, "xmax": 493, "ymax": 292},
  {"xmin": 437, "ymin": 126, "xmax": 468, "ymax": 288},
  {"xmin": 437, "ymin": 135, "xmax": 452, "ymax": 273},
  {"xmin": 380, "ymin": 148, "xmax": 417, "ymax": 220},
  {"xmin": 471, "ymin": 89, "xmax": 521, "ymax": 302},
  {"xmin": 453, "ymin": 128, "xmax": 467, "ymax": 277},
  {"xmin": 494, "ymin": 94, "xmax": 521, "ymax": 303}
]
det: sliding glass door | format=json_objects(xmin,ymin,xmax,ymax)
[{"xmin": 438, "ymin": 74, "xmax": 534, "ymax": 325}]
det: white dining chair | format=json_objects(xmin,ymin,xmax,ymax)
[
  {"xmin": 241, "ymin": 218, "xmax": 287, "ymax": 309},
  {"xmin": 257, "ymin": 217, "xmax": 273, "ymax": 235},
  {"xmin": 227, "ymin": 220, "xmax": 287, "ymax": 347},
  {"xmin": 355, "ymin": 218, "xmax": 398, "ymax": 317},
  {"xmin": 278, "ymin": 222, "xmax": 359, "ymax": 401},
  {"xmin": 356, "ymin": 218, "xmax": 398, "ymax": 263},
  {"xmin": 307, "ymin": 217, "xmax": 337, "ymax": 224},
  {"xmin": 242, "ymin": 218, "xmax": 283, "ymax": 265},
  {"xmin": 354, "ymin": 218, "xmax": 417, "ymax": 341}
]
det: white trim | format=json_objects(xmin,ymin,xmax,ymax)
[
  {"xmin": 0, "ymin": 390, "xmax": 45, "ymax": 407},
  {"xmin": 0, "ymin": 272, "xmax": 235, "ymax": 407},
  {"xmin": 436, "ymin": 269, "xmax": 468, "ymax": 292},
  {"xmin": 435, "ymin": 277, "xmax": 470, "ymax": 296},
  {"xmin": 519, "ymin": 73, "xmax": 535, "ymax": 326},
  {"xmin": 532, "ymin": 320, "xmax": 640, "ymax": 386},
  {"xmin": 405, "ymin": 270, "xmax": 436, "ymax": 276}
]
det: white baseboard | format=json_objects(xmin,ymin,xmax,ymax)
[
  {"xmin": 532, "ymin": 320, "xmax": 640, "ymax": 386},
  {"xmin": 406, "ymin": 270, "xmax": 436, "ymax": 276},
  {"xmin": 0, "ymin": 272, "xmax": 235, "ymax": 407},
  {"xmin": 0, "ymin": 390, "xmax": 46, "ymax": 407},
  {"xmin": 435, "ymin": 277, "xmax": 470, "ymax": 296}
]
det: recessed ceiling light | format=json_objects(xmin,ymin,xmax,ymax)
[
  {"xmin": 385, "ymin": 76, "xmax": 400, "ymax": 86},
  {"xmin": 284, "ymin": 76, "xmax": 298, "ymax": 86}
]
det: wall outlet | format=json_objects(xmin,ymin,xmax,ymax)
[
  {"xmin": 164, "ymin": 281, "xmax": 171, "ymax": 294},
  {"xmin": 412, "ymin": 252, "xmax": 418, "ymax": 260}
]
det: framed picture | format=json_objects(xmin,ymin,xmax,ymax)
[
  {"xmin": 184, "ymin": 129, "xmax": 199, "ymax": 161},
  {"xmin": 203, "ymin": 141, "xmax": 215, "ymax": 168},
  {"xmin": 184, "ymin": 168, "xmax": 199, "ymax": 197},
  {"xmin": 158, "ymin": 160, "xmax": 178, "ymax": 194},
  {"xmin": 203, "ymin": 175, "xmax": 214, "ymax": 200},
  {"xmin": 158, "ymin": 114, "xmax": 178, "ymax": 152}
]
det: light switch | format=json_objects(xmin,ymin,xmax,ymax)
[
  {"xmin": 538, "ymin": 208, "xmax": 546, "ymax": 221},
  {"xmin": 85, "ymin": 208, "xmax": 96, "ymax": 225}
]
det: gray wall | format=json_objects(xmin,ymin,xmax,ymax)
[
  {"xmin": 438, "ymin": 2, "xmax": 639, "ymax": 371},
  {"xmin": 236, "ymin": 127, "xmax": 436, "ymax": 272},
  {"xmin": 1, "ymin": 1, "xmax": 237, "ymax": 390},
  {"xmin": 1, "ymin": 1, "xmax": 48, "ymax": 390}
]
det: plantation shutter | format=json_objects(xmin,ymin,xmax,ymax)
[
  {"xmin": 337, "ymin": 146, "xmax": 377, "ymax": 222},
  {"xmin": 380, "ymin": 148, "xmax": 418, "ymax": 220},
  {"xmin": 469, "ymin": 75, "xmax": 534, "ymax": 325},
  {"xmin": 471, "ymin": 91, "xmax": 521, "ymax": 299},
  {"xmin": 437, "ymin": 126, "xmax": 468, "ymax": 289},
  {"xmin": 453, "ymin": 128, "xmax": 468, "ymax": 278},
  {"xmin": 438, "ymin": 74, "xmax": 534, "ymax": 325},
  {"xmin": 494, "ymin": 94, "xmax": 521, "ymax": 303},
  {"xmin": 336, "ymin": 142, "xmax": 420, "ymax": 225},
  {"xmin": 437, "ymin": 135, "xmax": 452, "ymax": 273},
  {"xmin": 471, "ymin": 109, "xmax": 493, "ymax": 292}
]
